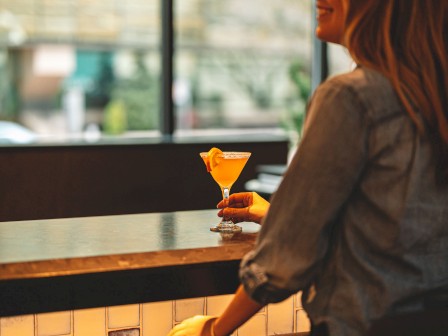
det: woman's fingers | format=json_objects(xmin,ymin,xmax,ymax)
[
  {"xmin": 221, "ymin": 207, "xmax": 250, "ymax": 223},
  {"xmin": 216, "ymin": 192, "xmax": 270, "ymax": 224},
  {"xmin": 217, "ymin": 192, "xmax": 253, "ymax": 209}
]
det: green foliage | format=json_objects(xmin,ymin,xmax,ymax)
[
  {"xmin": 289, "ymin": 61, "xmax": 311, "ymax": 103},
  {"xmin": 0, "ymin": 83, "xmax": 19, "ymax": 120},
  {"xmin": 283, "ymin": 60, "xmax": 311, "ymax": 137},
  {"xmin": 103, "ymin": 99, "xmax": 127, "ymax": 135},
  {"xmin": 0, "ymin": 50, "xmax": 20, "ymax": 120},
  {"xmin": 111, "ymin": 52, "xmax": 158, "ymax": 131}
]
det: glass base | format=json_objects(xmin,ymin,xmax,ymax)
[{"xmin": 210, "ymin": 221, "xmax": 242, "ymax": 233}]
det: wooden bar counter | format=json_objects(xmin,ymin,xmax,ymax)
[{"xmin": 0, "ymin": 210, "xmax": 260, "ymax": 317}]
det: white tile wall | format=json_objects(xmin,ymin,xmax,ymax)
[
  {"xmin": 267, "ymin": 296, "xmax": 294, "ymax": 335},
  {"xmin": 238, "ymin": 314, "xmax": 266, "ymax": 336},
  {"xmin": 37, "ymin": 311, "xmax": 71, "ymax": 336},
  {"xmin": 73, "ymin": 308, "xmax": 105, "ymax": 336},
  {"xmin": 0, "ymin": 315, "xmax": 34, "ymax": 336},
  {"xmin": 107, "ymin": 304, "xmax": 140, "ymax": 329},
  {"xmin": 205, "ymin": 294, "xmax": 233, "ymax": 317},
  {"xmin": 142, "ymin": 301, "xmax": 172, "ymax": 336},
  {"xmin": 296, "ymin": 309, "xmax": 311, "ymax": 333},
  {"xmin": 174, "ymin": 298, "xmax": 205, "ymax": 322},
  {"xmin": 0, "ymin": 293, "xmax": 310, "ymax": 336},
  {"xmin": 294, "ymin": 291, "xmax": 311, "ymax": 333}
]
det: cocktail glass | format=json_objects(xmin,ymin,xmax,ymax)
[{"xmin": 200, "ymin": 151, "xmax": 251, "ymax": 233}]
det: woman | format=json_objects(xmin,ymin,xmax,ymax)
[{"xmin": 168, "ymin": 0, "xmax": 448, "ymax": 335}]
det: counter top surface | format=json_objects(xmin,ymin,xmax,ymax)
[
  {"xmin": 0, "ymin": 210, "xmax": 260, "ymax": 316},
  {"xmin": 0, "ymin": 209, "xmax": 260, "ymax": 280}
]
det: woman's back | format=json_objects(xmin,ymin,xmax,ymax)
[{"xmin": 301, "ymin": 67, "xmax": 448, "ymax": 335}]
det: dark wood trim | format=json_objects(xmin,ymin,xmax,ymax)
[
  {"xmin": 0, "ymin": 139, "xmax": 288, "ymax": 221},
  {"xmin": 0, "ymin": 261, "xmax": 241, "ymax": 317}
]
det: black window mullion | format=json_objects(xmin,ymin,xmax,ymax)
[
  {"xmin": 311, "ymin": 0, "xmax": 328, "ymax": 93},
  {"xmin": 160, "ymin": 0, "xmax": 175, "ymax": 138}
]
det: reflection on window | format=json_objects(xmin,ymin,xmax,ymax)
[
  {"xmin": 175, "ymin": 0, "xmax": 313, "ymax": 138},
  {"xmin": 0, "ymin": 0, "xmax": 160, "ymax": 144}
]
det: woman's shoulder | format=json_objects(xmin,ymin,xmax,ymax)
[
  {"xmin": 323, "ymin": 67, "xmax": 391, "ymax": 92},
  {"xmin": 317, "ymin": 67, "xmax": 402, "ymax": 117}
]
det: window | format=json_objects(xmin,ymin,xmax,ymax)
[
  {"xmin": 0, "ymin": 0, "xmax": 314, "ymax": 145},
  {"xmin": 327, "ymin": 43, "xmax": 354, "ymax": 77},
  {"xmin": 175, "ymin": 0, "xmax": 312, "ymax": 138}
]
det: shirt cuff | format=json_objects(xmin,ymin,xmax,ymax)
[
  {"xmin": 240, "ymin": 250, "xmax": 268, "ymax": 285},
  {"xmin": 239, "ymin": 250, "xmax": 292, "ymax": 304}
]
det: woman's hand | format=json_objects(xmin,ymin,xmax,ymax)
[
  {"xmin": 217, "ymin": 192, "xmax": 270, "ymax": 224},
  {"xmin": 166, "ymin": 315, "xmax": 217, "ymax": 336}
]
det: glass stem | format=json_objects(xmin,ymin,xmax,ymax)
[
  {"xmin": 222, "ymin": 187, "xmax": 230, "ymax": 222},
  {"xmin": 223, "ymin": 187, "xmax": 230, "ymax": 200}
]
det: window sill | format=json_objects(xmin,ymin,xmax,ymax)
[{"xmin": 0, "ymin": 127, "xmax": 290, "ymax": 148}]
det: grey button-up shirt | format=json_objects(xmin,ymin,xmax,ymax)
[{"xmin": 239, "ymin": 67, "xmax": 448, "ymax": 335}]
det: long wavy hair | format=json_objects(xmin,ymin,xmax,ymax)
[{"xmin": 343, "ymin": 0, "xmax": 448, "ymax": 180}]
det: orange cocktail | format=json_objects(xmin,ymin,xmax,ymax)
[
  {"xmin": 200, "ymin": 148, "xmax": 251, "ymax": 233},
  {"xmin": 209, "ymin": 154, "xmax": 250, "ymax": 191}
]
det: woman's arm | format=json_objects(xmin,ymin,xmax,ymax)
[
  {"xmin": 166, "ymin": 285, "xmax": 263, "ymax": 336},
  {"xmin": 212, "ymin": 285, "xmax": 264, "ymax": 336}
]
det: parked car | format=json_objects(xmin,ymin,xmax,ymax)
[{"xmin": 0, "ymin": 121, "xmax": 36, "ymax": 144}]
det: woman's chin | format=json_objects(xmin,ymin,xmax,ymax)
[{"xmin": 315, "ymin": 27, "xmax": 342, "ymax": 45}]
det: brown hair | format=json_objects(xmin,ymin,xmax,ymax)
[{"xmin": 344, "ymin": 0, "xmax": 448, "ymax": 178}]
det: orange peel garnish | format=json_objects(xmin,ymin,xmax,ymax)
[{"xmin": 205, "ymin": 147, "xmax": 223, "ymax": 172}]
